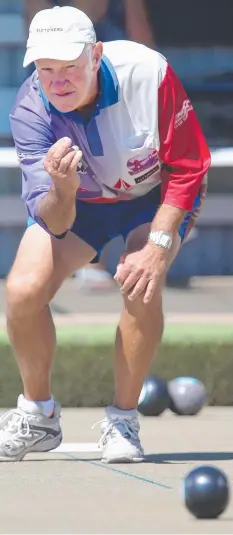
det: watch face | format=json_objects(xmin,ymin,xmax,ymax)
[
  {"xmin": 160, "ymin": 234, "xmax": 170, "ymax": 247},
  {"xmin": 149, "ymin": 231, "xmax": 172, "ymax": 250}
]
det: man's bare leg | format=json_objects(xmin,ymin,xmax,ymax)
[
  {"xmin": 6, "ymin": 223, "xmax": 96, "ymax": 401},
  {"xmin": 100, "ymin": 223, "xmax": 181, "ymax": 463},
  {"xmin": 0, "ymin": 223, "xmax": 96, "ymax": 461},
  {"xmin": 114, "ymin": 223, "xmax": 181, "ymax": 410}
]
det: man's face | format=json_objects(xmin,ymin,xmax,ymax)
[{"xmin": 36, "ymin": 43, "xmax": 102, "ymax": 112}]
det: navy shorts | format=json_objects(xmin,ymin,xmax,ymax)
[{"xmin": 27, "ymin": 185, "xmax": 201, "ymax": 263}]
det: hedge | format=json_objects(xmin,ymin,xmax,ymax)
[{"xmin": 0, "ymin": 324, "xmax": 232, "ymax": 406}]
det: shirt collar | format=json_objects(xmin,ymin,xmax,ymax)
[{"xmin": 98, "ymin": 55, "xmax": 120, "ymax": 109}]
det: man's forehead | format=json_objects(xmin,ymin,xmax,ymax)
[{"xmin": 36, "ymin": 50, "xmax": 89, "ymax": 69}]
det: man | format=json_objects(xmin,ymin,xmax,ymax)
[{"xmin": 1, "ymin": 6, "xmax": 210, "ymax": 462}]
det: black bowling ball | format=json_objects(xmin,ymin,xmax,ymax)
[
  {"xmin": 138, "ymin": 375, "xmax": 170, "ymax": 416},
  {"xmin": 184, "ymin": 465, "xmax": 230, "ymax": 519}
]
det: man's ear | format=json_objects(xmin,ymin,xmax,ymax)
[{"xmin": 92, "ymin": 41, "xmax": 103, "ymax": 69}]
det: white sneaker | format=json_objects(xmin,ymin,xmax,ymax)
[
  {"xmin": 96, "ymin": 406, "xmax": 144, "ymax": 463},
  {"xmin": 0, "ymin": 395, "xmax": 62, "ymax": 461}
]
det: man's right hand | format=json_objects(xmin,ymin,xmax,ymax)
[{"xmin": 44, "ymin": 137, "xmax": 82, "ymax": 197}]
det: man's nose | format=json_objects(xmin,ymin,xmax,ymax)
[{"xmin": 53, "ymin": 79, "xmax": 68, "ymax": 88}]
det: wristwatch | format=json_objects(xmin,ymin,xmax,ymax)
[{"xmin": 148, "ymin": 230, "xmax": 173, "ymax": 251}]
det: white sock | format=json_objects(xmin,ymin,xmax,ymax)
[
  {"xmin": 18, "ymin": 394, "xmax": 55, "ymax": 417},
  {"xmin": 107, "ymin": 406, "xmax": 138, "ymax": 419}
]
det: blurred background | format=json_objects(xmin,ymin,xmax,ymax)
[{"xmin": 0, "ymin": 0, "xmax": 232, "ymax": 301}]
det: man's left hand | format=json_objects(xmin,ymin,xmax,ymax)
[{"xmin": 114, "ymin": 243, "xmax": 169, "ymax": 304}]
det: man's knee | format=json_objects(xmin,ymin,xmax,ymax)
[
  {"xmin": 124, "ymin": 287, "xmax": 163, "ymax": 323},
  {"xmin": 6, "ymin": 271, "xmax": 50, "ymax": 319}
]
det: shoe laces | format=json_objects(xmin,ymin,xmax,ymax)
[
  {"xmin": 93, "ymin": 417, "xmax": 139, "ymax": 450},
  {"xmin": 0, "ymin": 409, "xmax": 31, "ymax": 444}
]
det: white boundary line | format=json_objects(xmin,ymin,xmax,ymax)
[{"xmin": 49, "ymin": 442, "xmax": 101, "ymax": 453}]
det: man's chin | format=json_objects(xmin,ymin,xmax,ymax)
[{"xmin": 51, "ymin": 96, "xmax": 79, "ymax": 113}]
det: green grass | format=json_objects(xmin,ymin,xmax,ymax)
[{"xmin": 0, "ymin": 323, "xmax": 231, "ymax": 346}]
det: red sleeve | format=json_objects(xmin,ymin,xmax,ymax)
[{"xmin": 158, "ymin": 64, "xmax": 211, "ymax": 211}]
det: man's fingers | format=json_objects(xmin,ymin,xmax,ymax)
[
  {"xmin": 114, "ymin": 262, "xmax": 132, "ymax": 285},
  {"xmin": 119, "ymin": 272, "xmax": 140, "ymax": 294},
  {"xmin": 143, "ymin": 279, "xmax": 157, "ymax": 304},
  {"xmin": 69, "ymin": 149, "xmax": 83, "ymax": 171},
  {"xmin": 114, "ymin": 254, "xmax": 128, "ymax": 281},
  {"xmin": 127, "ymin": 277, "xmax": 148, "ymax": 301},
  {"xmin": 58, "ymin": 148, "xmax": 79, "ymax": 173},
  {"xmin": 57, "ymin": 147, "xmax": 82, "ymax": 173},
  {"xmin": 47, "ymin": 137, "xmax": 73, "ymax": 162}
]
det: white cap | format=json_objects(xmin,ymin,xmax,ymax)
[{"xmin": 23, "ymin": 6, "xmax": 96, "ymax": 67}]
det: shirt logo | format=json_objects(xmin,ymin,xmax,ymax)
[
  {"xmin": 174, "ymin": 100, "xmax": 193, "ymax": 129},
  {"xmin": 134, "ymin": 165, "xmax": 159, "ymax": 184},
  {"xmin": 127, "ymin": 150, "xmax": 159, "ymax": 176},
  {"xmin": 113, "ymin": 178, "xmax": 132, "ymax": 190}
]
